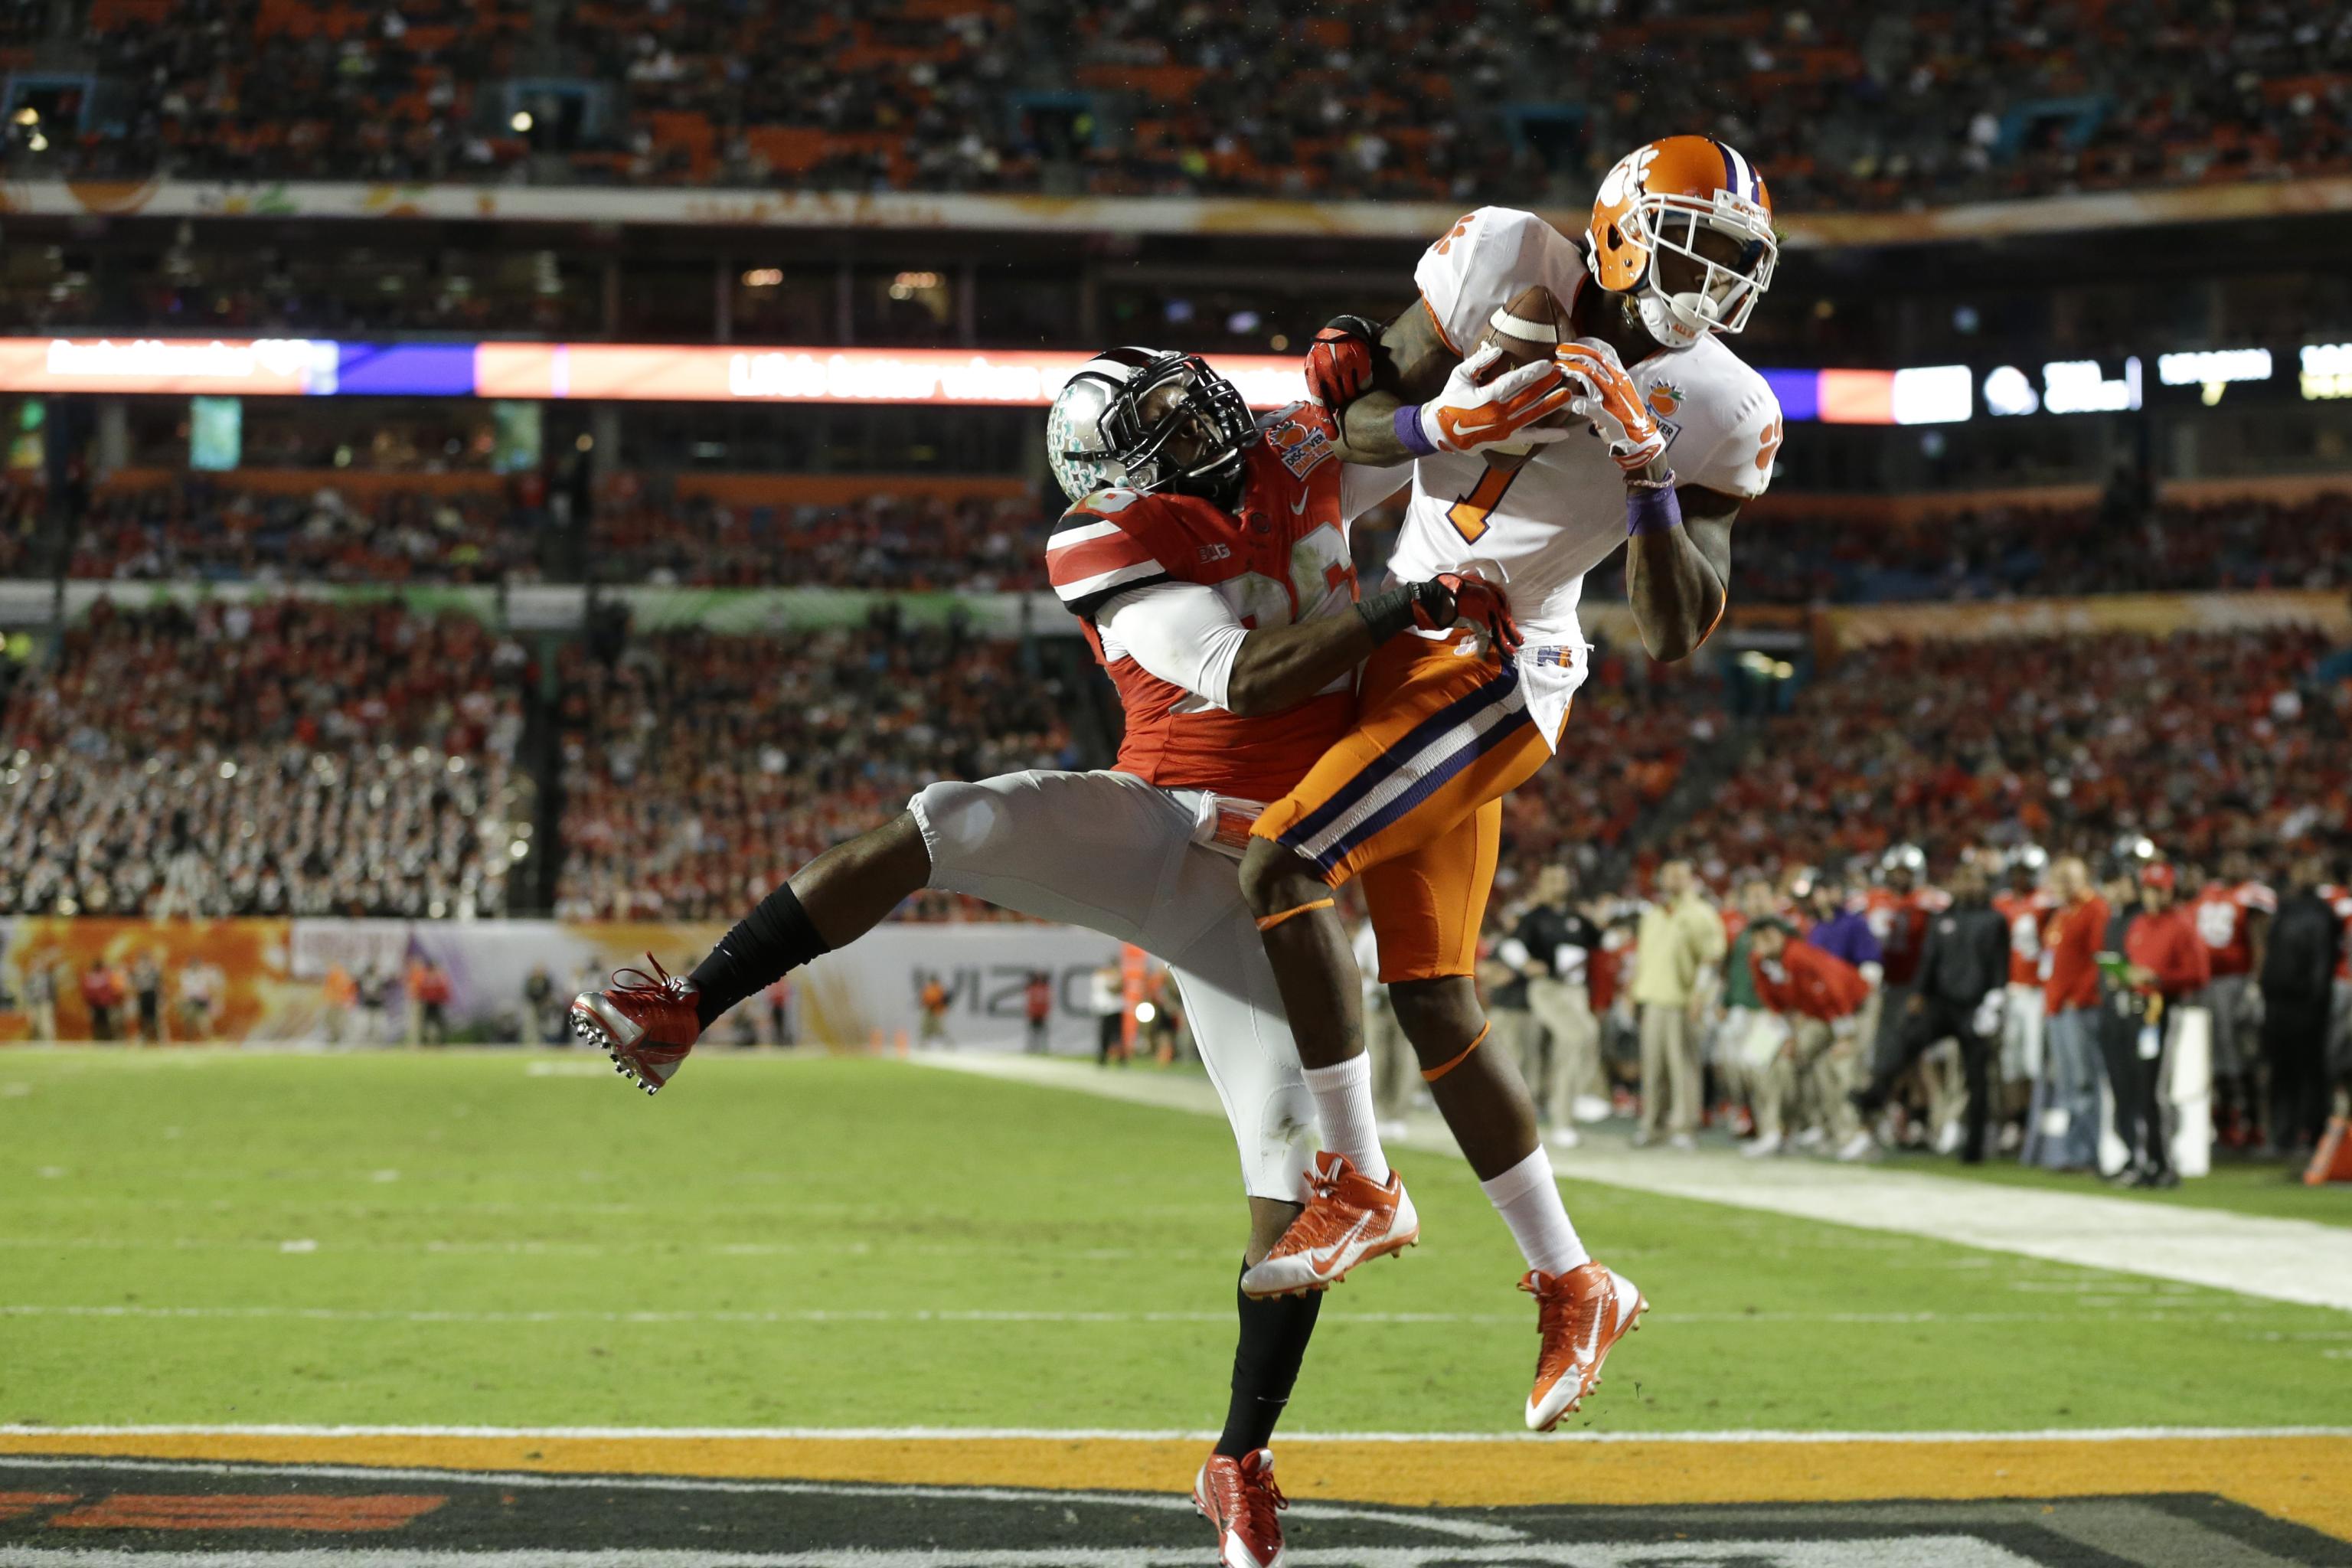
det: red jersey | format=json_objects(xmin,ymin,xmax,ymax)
[
  {"xmin": 2043, "ymin": 892, "xmax": 2112, "ymax": 1013},
  {"xmin": 1991, "ymin": 889, "xmax": 2057, "ymax": 987},
  {"xmin": 1751, "ymin": 942, "xmax": 1869, "ymax": 1023},
  {"xmin": 2190, "ymin": 881, "xmax": 2275, "ymax": 978},
  {"xmin": 1047, "ymin": 403, "xmax": 1358, "ymax": 802},
  {"xmin": 1863, "ymin": 887, "xmax": 1940, "ymax": 986}
]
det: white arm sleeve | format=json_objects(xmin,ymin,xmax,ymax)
[{"xmin": 1097, "ymin": 580, "xmax": 1251, "ymax": 710}]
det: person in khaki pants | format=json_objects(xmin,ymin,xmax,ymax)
[
  {"xmin": 1743, "ymin": 918, "xmax": 1872, "ymax": 1156},
  {"xmin": 1631, "ymin": 861, "xmax": 1727, "ymax": 1148}
]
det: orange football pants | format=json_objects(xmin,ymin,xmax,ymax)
[{"xmin": 1250, "ymin": 629, "xmax": 1554, "ymax": 983}]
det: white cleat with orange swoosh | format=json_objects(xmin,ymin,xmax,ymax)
[
  {"xmin": 1238, "ymin": 1152, "xmax": 1418, "ymax": 1299},
  {"xmin": 1523, "ymin": 1260, "xmax": 1647, "ymax": 1431}
]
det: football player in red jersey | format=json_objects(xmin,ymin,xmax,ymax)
[
  {"xmin": 1860, "ymin": 844, "xmax": 1958, "ymax": 1156},
  {"xmin": 1991, "ymin": 845, "xmax": 2058, "ymax": 1151},
  {"xmin": 2190, "ymin": 849, "xmax": 2276, "ymax": 1146},
  {"xmin": 570, "ymin": 346, "xmax": 1507, "ymax": 1568}
]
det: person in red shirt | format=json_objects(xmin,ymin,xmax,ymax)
[
  {"xmin": 1743, "ymin": 919, "xmax": 1870, "ymax": 1159},
  {"xmin": 2112, "ymin": 861, "xmax": 2211, "ymax": 1187},
  {"xmin": 2029, "ymin": 856, "xmax": 2109, "ymax": 1171}
]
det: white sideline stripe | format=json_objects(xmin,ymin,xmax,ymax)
[
  {"xmin": 912, "ymin": 1053, "xmax": 2352, "ymax": 1313},
  {"xmin": 0, "ymin": 1457, "xmax": 1521, "ymax": 1544},
  {"xmin": 7, "ymin": 1423, "xmax": 2348, "ymax": 1444},
  {"xmin": 0, "ymin": 1302, "xmax": 2318, "ymax": 1330}
]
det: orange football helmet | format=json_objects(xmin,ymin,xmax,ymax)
[{"xmin": 1586, "ymin": 136, "xmax": 1777, "ymax": 348}]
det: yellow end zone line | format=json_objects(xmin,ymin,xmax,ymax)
[{"xmin": 3, "ymin": 1429, "xmax": 2348, "ymax": 1543}]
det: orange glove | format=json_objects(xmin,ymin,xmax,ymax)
[{"xmin": 1555, "ymin": 340, "xmax": 1667, "ymax": 474}]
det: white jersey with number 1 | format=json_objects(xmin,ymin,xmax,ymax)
[{"xmin": 1385, "ymin": 205, "xmax": 1784, "ymax": 746}]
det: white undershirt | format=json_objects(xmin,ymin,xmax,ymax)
[
  {"xmin": 1091, "ymin": 458, "xmax": 1407, "ymax": 714},
  {"xmin": 1097, "ymin": 580, "xmax": 1251, "ymax": 711}
]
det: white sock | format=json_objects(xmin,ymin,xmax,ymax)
[
  {"xmin": 1479, "ymin": 1147, "xmax": 1589, "ymax": 1277},
  {"xmin": 1301, "ymin": 1055, "xmax": 1390, "ymax": 1184}
]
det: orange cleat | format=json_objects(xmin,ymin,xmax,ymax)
[
  {"xmin": 1238, "ymin": 1152, "xmax": 1418, "ymax": 1298},
  {"xmin": 1523, "ymin": 1259, "xmax": 1646, "ymax": 1431},
  {"xmin": 1194, "ymin": 1448, "xmax": 1287, "ymax": 1568},
  {"xmin": 569, "ymin": 953, "xmax": 701, "ymax": 1096}
]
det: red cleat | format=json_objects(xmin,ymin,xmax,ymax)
[
  {"xmin": 1194, "ymin": 1448, "xmax": 1287, "ymax": 1568},
  {"xmin": 569, "ymin": 953, "xmax": 701, "ymax": 1096},
  {"xmin": 1523, "ymin": 1259, "xmax": 1646, "ymax": 1431}
]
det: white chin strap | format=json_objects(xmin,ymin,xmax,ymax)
[{"xmin": 1635, "ymin": 287, "xmax": 1708, "ymax": 349}]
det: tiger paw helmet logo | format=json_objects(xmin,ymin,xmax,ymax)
[{"xmin": 1595, "ymin": 145, "xmax": 1660, "ymax": 224}]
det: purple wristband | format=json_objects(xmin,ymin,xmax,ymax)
[
  {"xmin": 1394, "ymin": 403, "xmax": 1439, "ymax": 459},
  {"xmin": 1626, "ymin": 477, "xmax": 1682, "ymax": 538}
]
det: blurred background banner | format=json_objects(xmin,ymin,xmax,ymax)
[{"xmin": 1, "ymin": 916, "xmax": 1125, "ymax": 1052}]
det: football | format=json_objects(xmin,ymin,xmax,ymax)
[{"xmin": 1472, "ymin": 282, "xmax": 1574, "ymax": 472}]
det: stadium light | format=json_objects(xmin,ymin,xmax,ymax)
[
  {"xmin": 510, "ymin": 110, "xmax": 534, "ymax": 133},
  {"xmin": 2301, "ymin": 343, "xmax": 2352, "ymax": 401}
]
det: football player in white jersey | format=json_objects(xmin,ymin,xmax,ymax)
[{"xmin": 1229, "ymin": 136, "xmax": 1782, "ymax": 1432}]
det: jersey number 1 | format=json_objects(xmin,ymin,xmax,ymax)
[{"xmin": 1446, "ymin": 466, "xmax": 1521, "ymax": 544}]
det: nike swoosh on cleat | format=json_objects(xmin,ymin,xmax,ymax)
[{"xmin": 1306, "ymin": 1211, "xmax": 1374, "ymax": 1277}]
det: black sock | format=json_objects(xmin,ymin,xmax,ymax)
[
  {"xmin": 689, "ymin": 882, "xmax": 830, "ymax": 1028},
  {"xmin": 1214, "ymin": 1259, "xmax": 1322, "ymax": 1459}
]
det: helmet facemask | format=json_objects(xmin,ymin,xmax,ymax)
[{"xmin": 1630, "ymin": 194, "xmax": 1777, "ymax": 350}]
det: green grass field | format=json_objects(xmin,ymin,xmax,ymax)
[{"xmin": 2, "ymin": 1048, "xmax": 2344, "ymax": 1436}]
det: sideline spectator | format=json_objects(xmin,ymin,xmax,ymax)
[
  {"xmin": 2261, "ymin": 858, "xmax": 2344, "ymax": 1155},
  {"xmin": 920, "ymin": 975, "xmax": 952, "ymax": 1047},
  {"xmin": 2030, "ymin": 856, "xmax": 2109, "ymax": 1171},
  {"xmin": 323, "ymin": 962, "xmax": 358, "ymax": 1045},
  {"xmin": 130, "ymin": 951, "xmax": 165, "ymax": 1044},
  {"xmin": 1854, "ymin": 861, "xmax": 2009, "ymax": 1164},
  {"xmin": 357, "ymin": 961, "xmax": 391, "ymax": 1044},
  {"xmin": 1744, "ymin": 917, "xmax": 1870, "ymax": 1160},
  {"xmin": 2113, "ymin": 862, "xmax": 2211, "ymax": 1187},
  {"xmin": 1023, "ymin": 969, "xmax": 1052, "ymax": 1055},
  {"xmin": 1629, "ymin": 861, "xmax": 1726, "ymax": 1150},
  {"xmin": 1089, "ymin": 960, "xmax": 1125, "ymax": 1066},
  {"xmin": 80, "ymin": 958, "xmax": 124, "ymax": 1042}
]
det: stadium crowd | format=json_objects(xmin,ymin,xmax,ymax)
[
  {"xmin": 1652, "ymin": 626, "xmax": 2349, "ymax": 877},
  {"xmin": 0, "ymin": 597, "xmax": 534, "ymax": 917},
  {"xmin": 64, "ymin": 479, "xmax": 547, "ymax": 583},
  {"xmin": 32, "ymin": 0, "xmax": 2350, "ymax": 209},
  {"xmin": 34, "ymin": 482, "xmax": 2352, "ymax": 604},
  {"xmin": 550, "ymin": 609, "xmax": 1079, "ymax": 920},
  {"xmin": 590, "ymin": 484, "xmax": 1052, "ymax": 592}
]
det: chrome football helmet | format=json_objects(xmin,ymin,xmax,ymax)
[{"xmin": 1047, "ymin": 348, "xmax": 1256, "ymax": 506}]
